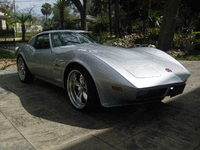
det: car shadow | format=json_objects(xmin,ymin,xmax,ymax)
[{"xmin": 0, "ymin": 71, "xmax": 199, "ymax": 130}]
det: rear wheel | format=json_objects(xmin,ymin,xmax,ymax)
[
  {"xmin": 67, "ymin": 66, "xmax": 100, "ymax": 111},
  {"xmin": 17, "ymin": 56, "xmax": 34, "ymax": 83}
]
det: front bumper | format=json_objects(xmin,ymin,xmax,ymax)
[
  {"xmin": 137, "ymin": 83, "xmax": 186, "ymax": 100},
  {"xmin": 101, "ymin": 83, "xmax": 186, "ymax": 107},
  {"xmin": 167, "ymin": 84, "xmax": 186, "ymax": 97}
]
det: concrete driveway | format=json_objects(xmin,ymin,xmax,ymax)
[{"xmin": 0, "ymin": 61, "xmax": 200, "ymax": 150}]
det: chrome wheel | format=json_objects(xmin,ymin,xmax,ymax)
[
  {"xmin": 67, "ymin": 70, "xmax": 88, "ymax": 109},
  {"xmin": 18, "ymin": 57, "xmax": 26, "ymax": 81},
  {"xmin": 17, "ymin": 56, "xmax": 34, "ymax": 83}
]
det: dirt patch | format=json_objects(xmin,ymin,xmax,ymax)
[{"xmin": 0, "ymin": 59, "xmax": 17, "ymax": 70}]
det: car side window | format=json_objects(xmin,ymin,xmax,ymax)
[
  {"xmin": 34, "ymin": 34, "xmax": 50, "ymax": 49},
  {"xmin": 51, "ymin": 33, "xmax": 64, "ymax": 47}
]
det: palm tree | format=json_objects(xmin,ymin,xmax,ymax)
[
  {"xmin": 41, "ymin": 3, "xmax": 52, "ymax": 21},
  {"xmin": 16, "ymin": 13, "xmax": 31, "ymax": 41},
  {"xmin": 54, "ymin": 0, "xmax": 71, "ymax": 29}
]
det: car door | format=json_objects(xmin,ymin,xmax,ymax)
[
  {"xmin": 31, "ymin": 33, "xmax": 53, "ymax": 78},
  {"xmin": 50, "ymin": 32, "xmax": 79, "ymax": 84}
]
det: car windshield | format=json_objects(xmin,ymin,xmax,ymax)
[{"xmin": 51, "ymin": 32, "xmax": 98, "ymax": 47}]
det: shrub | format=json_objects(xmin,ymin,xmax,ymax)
[
  {"xmin": 146, "ymin": 28, "xmax": 160, "ymax": 40},
  {"xmin": 173, "ymin": 33, "xmax": 195, "ymax": 48},
  {"xmin": 0, "ymin": 50, "xmax": 16, "ymax": 59},
  {"xmin": 87, "ymin": 23, "xmax": 94, "ymax": 32}
]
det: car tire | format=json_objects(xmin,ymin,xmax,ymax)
[
  {"xmin": 17, "ymin": 56, "xmax": 34, "ymax": 83},
  {"xmin": 66, "ymin": 65, "xmax": 100, "ymax": 112}
]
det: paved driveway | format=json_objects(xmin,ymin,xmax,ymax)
[{"xmin": 0, "ymin": 61, "xmax": 200, "ymax": 150}]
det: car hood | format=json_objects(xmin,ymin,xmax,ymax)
[{"xmin": 63, "ymin": 44, "xmax": 190, "ymax": 88}]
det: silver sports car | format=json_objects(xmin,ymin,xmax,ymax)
[{"xmin": 15, "ymin": 30, "xmax": 191, "ymax": 111}]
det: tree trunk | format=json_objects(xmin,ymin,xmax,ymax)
[
  {"xmin": 81, "ymin": 0, "xmax": 87, "ymax": 30},
  {"xmin": 108, "ymin": 0, "xmax": 112, "ymax": 37},
  {"xmin": 60, "ymin": 6, "xmax": 65, "ymax": 29},
  {"xmin": 115, "ymin": 0, "xmax": 121, "ymax": 38},
  {"xmin": 22, "ymin": 24, "xmax": 26, "ymax": 41},
  {"xmin": 147, "ymin": 0, "xmax": 151, "ymax": 29},
  {"xmin": 70, "ymin": 0, "xmax": 87, "ymax": 30},
  {"xmin": 157, "ymin": 0, "xmax": 181, "ymax": 51},
  {"xmin": 127, "ymin": 0, "xmax": 132, "ymax": 35},
  {"xmin": 0, "ymin": 19, "xmax": 2, "ymax": 30}
]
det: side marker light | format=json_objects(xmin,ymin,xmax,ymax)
[{"xmin": 112, "ymin": 86, "xmax": 123, "ymax": 92}]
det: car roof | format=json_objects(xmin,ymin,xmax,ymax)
[
  {"xmin": 37, "ymin": 30, "xmax": 88, "ymax": 35},
  {"xmin": 28, "ymin": 30, "xmax": 90, "ymax": 43}
]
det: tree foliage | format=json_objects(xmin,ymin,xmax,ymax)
[
  {"xmin": 15, "ymin": 10, "xmax": 32, "ymax": 41},
  {"xmin": 0, "ymin": 0, "xmax": 14, "ymax": 30},
  {"xmin": 87, "ymin": 0, "xmax": 165, "ymax": 37},
  {"xmin": 87, "ymin": 0, "xmax": 200, "ymax": 50},
  {"xmin": 54, "ymin": 0, "xmax": 72, "ymax": 29},
  {"xmin": 87, "ymin": 0, "xmax": 109, "ymax": 37},
  {"xmin": 0, "ymin": 0, "xmax": 13, "ymax": 13},
  {"xmin": 178, "ymin": 0, "xmax": 200, "ymax": 30},
  {"xmin": 41, "ymin": 3, "xmax": 52, "ymax": 21},
  {"xmin": 1, "ymin": 0, "xmax": 199, "ymax": 51}
]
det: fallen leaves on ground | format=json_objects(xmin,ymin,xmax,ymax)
[{"xmin": 0, "ymin": 59, "xmax": 17, "ymax": 70}]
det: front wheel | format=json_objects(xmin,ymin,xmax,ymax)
[
  {"xmin": 17, "ymin": 56, "xmax": 34, "ymax": 83},
  {"xmin": 66, "ymin": 66, "xmax": 100, "ymax": 111}
]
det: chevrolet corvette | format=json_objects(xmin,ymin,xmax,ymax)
[{"xmin": 15, "ymin": 30, "xmax": 191, "ymax": 111}]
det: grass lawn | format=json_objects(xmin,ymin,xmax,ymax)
[
  {"xmin": 15, "ymin": 32, "xmax": 40, "ymax": 38},
  {"xmin": 176, "ymin": 51, "xmax": 200, "ymax": 60},
  {"xmin": 0, "ymin": 50, "xmax": 16, "ymax": 59},
  {"xmin": 0, "ymin": 32, "xmax": 40, "ymax": 39}
]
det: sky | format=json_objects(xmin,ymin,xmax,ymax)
[{"xmin": 12, "ymin": 0, "xmax": 55, "ymax": 16}]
